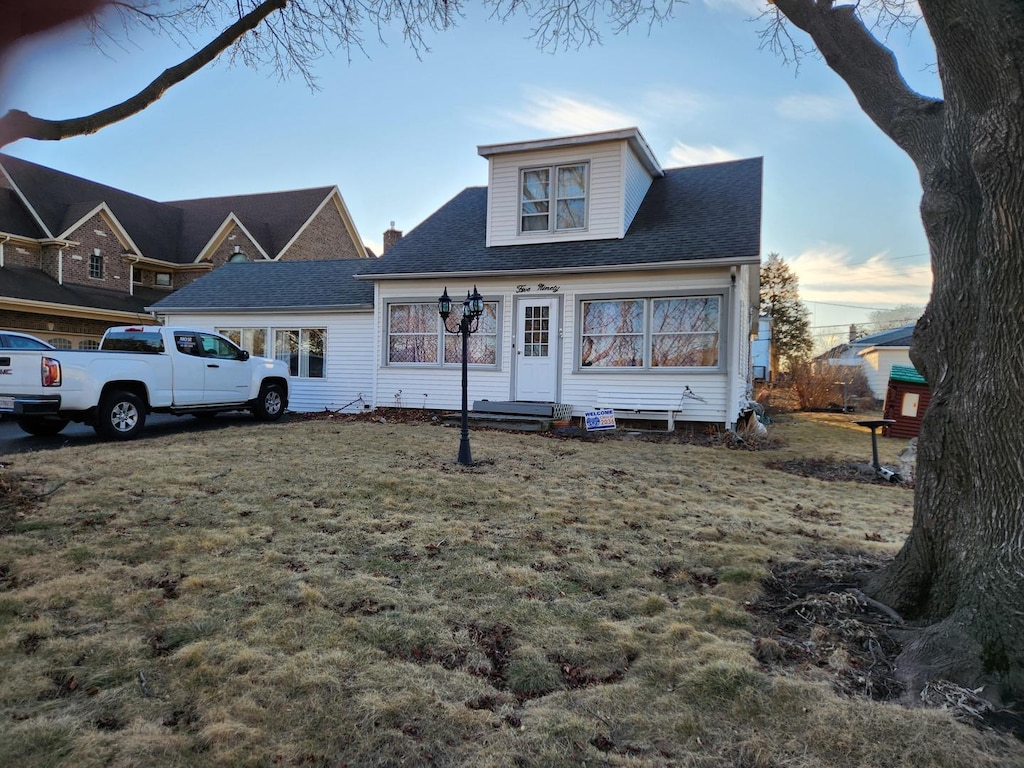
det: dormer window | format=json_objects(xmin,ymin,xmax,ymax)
[{"xmin": 520, "ymin": 162, "xmax": 588, "ymax": 233}]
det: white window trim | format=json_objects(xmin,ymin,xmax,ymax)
[
  {"xmin": 575, "ymin": 290, "xmax": 727, "ymax": 374},
  {"xmin": 518, "ymin": 161, "xmax": 590, "ymax": 236},
  {"xmin": 383, "ymin": 297, "xmax": 502, "ymax": 369},
  {"xmin": 217, "ymin": 326, "xmax": 327, "ymax": 379},
  {"xmin": 88, "ymin": 252, "xmax": 104, "ymax": 280}
]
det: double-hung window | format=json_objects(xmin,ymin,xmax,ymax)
[
  {"xmin": 387, "ymin": 300, "xmax": 499, "ymax": 366},
  {"xmin": 580, "ymin": 295, "xmax": 722, "ymax": 370},
  {"xmin": 89, "ymin": 253, "xmax": 104, "ymax": 280},
  {"xmin": 521, "ymin": 163, "xmax": 588, "ymax": 233}
]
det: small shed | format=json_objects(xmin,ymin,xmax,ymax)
[{"xmin": 882, "ymin": 365, "xmax": 930, "ymax": 438}]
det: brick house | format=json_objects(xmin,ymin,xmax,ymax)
[{"xmin": 0, "ymin": 153, "xmax": 369, "ymax": 348}]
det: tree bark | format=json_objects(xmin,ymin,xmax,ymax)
[{"xmin": 774, "ymin": 0, "xmax": 1024, "ymax": 701}]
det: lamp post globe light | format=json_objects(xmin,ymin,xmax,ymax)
[{"xmin": 438, "ymin": 286, "xmax": 485, "ymax": 466}]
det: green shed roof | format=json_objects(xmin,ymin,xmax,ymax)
[{"xmin": 889, "ymin": 365, "xmax": 927, "ymax": 385}]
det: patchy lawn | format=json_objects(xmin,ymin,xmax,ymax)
[{"xmin": 0, "ymin": 412, "xmax": 1020, "ymax": 767}]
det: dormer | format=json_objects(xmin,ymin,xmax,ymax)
[{"xmin": 477, "ymin": 127, "xmax": 664, "ymax": 248}]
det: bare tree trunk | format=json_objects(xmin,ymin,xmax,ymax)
[{"xmin": 774, "ymin": 0, "xmax": 1024, "ymax": 701}]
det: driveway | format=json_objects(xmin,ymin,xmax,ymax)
[{"xmin": 0, "ymin": 412, "xmax": 280, "ymax": 456}]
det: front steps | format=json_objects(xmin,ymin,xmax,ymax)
[{"xmin": 440, "ymin": 400, "xmax": 572, "ymax": 432}]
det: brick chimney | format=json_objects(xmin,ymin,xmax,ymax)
[
  {"xmin": 849, "ymin": 324, "xmax": 859, "ymax": 342},
  {"xmin": 383, "ymin": 222, "xmax": 403, "ymax": 254}
]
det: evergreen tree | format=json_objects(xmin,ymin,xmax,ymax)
[{"xmin": 759, "ymin": 253, "xmax": 812, "ymax": 373}]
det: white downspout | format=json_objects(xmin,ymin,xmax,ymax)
[
  {"xmin": 0, "ymin": 234, "xmax": 8, "ymax": 267},
  {"xmin": 725, "ymin": 266, "xmax": 741, "ymax": 430},
  {"xmin": 58, "ymin": 245, "xmax": 64, "ymax": 284},
  {"xmin": 126, "ymin": 255, "xmax": 141, "ymax": 296}
]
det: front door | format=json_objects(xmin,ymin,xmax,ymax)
[{"xmin": 515, "ymin": 297, "xmax": 559, "ymax": 402}]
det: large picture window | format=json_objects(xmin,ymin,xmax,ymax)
[
  {"xmin": 580, "ymin": 295, "xmax": 721, "ymax": 370},
  {"xmin": 218, "ymin": 327, "xmax": 324, "ymax": 378},
  {"xmin": 521, "ymin": 163, "xmax": 588, "ymax": 233},
  {"xmin": 387, "ymin": 300, "xmax": 499, "ymax": 366}
]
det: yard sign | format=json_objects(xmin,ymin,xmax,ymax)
[{"xmin": 585, "ymin": 408, "xmax": 617, "ymax": 431}]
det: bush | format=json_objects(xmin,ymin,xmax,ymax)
[{"xmin": 790, "ymin": 363, "xmax": 872, "ymax": 411}]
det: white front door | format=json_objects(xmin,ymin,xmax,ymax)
[{"xmin": 515, "ymin": 297, "xmax": 559, "ymax": 402}]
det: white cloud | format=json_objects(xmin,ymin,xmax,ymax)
[
  {"xmin": 500, "ymin": 91, "xmax": 637, "ymax": 135},
  {"xmin": 776, "ymin": 94, "xmax": 847, "ymax": 122},
  {"xmin": 790, "ymin": 245, "xmax": 933, "ymax": 306},
  {"xmin": 667, "ymin": 141, "xmax": 741, "ymax": 166}
]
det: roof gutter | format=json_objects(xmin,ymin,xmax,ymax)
[
  {"xmin": 1, "ymin": 295, "xmax": 153, "ymax": 323},
  {"xmin": 353, "ymin": 254, "xmax": 761, "ymax": 281},
  {"xmin": 144, "ymin": 303, "xmax": 374, "ymax": 315}
]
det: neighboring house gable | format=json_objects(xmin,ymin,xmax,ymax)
[
  {"xmin": 816, "ymin": 324, "xmax": 916, "ymax": 399},
  {"xmin": 0, "ymin": 153, "xmax": 371, "ymax": 348}
]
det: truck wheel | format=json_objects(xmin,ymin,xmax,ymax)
[
  {"xmin": 253, "ymin": 382, "xmax": 285, "ymax": 421},
  {"xmin": 15, "ymin": 417, "xmax": 69, "ymax": 437},
  {"xmin": 95, "ymin": 390, "xmax": 146, "ymax": 440}
]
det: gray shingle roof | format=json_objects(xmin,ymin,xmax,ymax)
[
  {"xmin": 859, "ymin": 324, "xmax": 915, "ymax": 347},
  {"xmin": 0, "ymin": 186, "xmax": 45, "ymax": 238},
  {"xmin": 1, "ymin": 153, "xmax": 182, "ymax": 261},
  {"xmin": 147, "ymin": 259, "xmax": 375, "ymax": 312},
  {"xmin": 359, "ymin": 157, "xmax": 762, "ymax": 278},
  {"xmin": 166, "ymin": 187, "xmax": 336, "ymax": 261},
  {"xmin": 0, "ymin": 154, "xmax": 345, "ymax": 265},
  {"xmin": 815, "ymin": 323, "xmax": 916, "ymax": 361},
  {"xmin": 2, "ymin": 264, "xmax": 166, "ymax": 316}
]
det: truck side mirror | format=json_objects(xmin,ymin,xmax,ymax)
[{"xmin": 240, "ymin": 350, "xmax": 250, "ymax": 361}]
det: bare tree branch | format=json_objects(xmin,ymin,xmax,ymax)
[
  {"xmin": 0, "ymin": 0, "xmax": 289, "ymax": 147},
  {"xmin": 769, "ymin": 0, "xmax": 942, "ymax": 166}
]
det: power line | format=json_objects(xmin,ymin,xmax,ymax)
[{"xmin": 803, "ymin": 299, "xmax": 920, "ymax": 311}]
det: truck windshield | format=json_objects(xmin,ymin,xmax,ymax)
[{"xmin": 101, "ymin": 331, "xmax": 165, "ymax": 353}]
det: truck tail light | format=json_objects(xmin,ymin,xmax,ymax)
[{"xmin": 41, "ymin": 357, "xmax": 61, "ymax": 387}]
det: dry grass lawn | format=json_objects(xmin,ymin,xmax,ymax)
[{"xmin": 1, "ymin": 411, "xmax": 1021, "ymax": 767}]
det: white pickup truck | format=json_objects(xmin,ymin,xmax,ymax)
[{"xmin": 0, "ymin": 326, "xmax": 289, "ymax": 440}]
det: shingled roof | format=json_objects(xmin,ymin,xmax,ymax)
[
  {"xmin": 0, "ymin": 154, "xmax": 352, "ymax": 264},
  {"xmin": 358, "ymin": 157, "xmax": 762, "ymax": 279},
  {"xmin": 147, "ymin": 259, "xmax": 375, "ymax": 313},
  {"xmin": 1, "ymin": 153, "xmax": 181, "ymax": 260},
  {"xmin": 166, "ymin": 187, "xmax": 337, "ymax": 261},
  {"xmin": 2, "ymin": 264, "xmax": 166, "ymax": 317}
]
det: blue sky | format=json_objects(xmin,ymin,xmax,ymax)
[{"xmin": 0, "ymin": 0, "xmax": 937, "ymax": 349}]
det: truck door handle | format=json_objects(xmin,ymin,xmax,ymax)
[{"xmin": 207, "ymin": 363, "xmax": 219, "ymax": 368}]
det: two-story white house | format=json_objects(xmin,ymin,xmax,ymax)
[
  {"xmin": 357, "ymin": 127, "xmax": 763, "ymax": 429},
  {"xmin": 151, "ymin": 127, "xmax": 764, "ymax": 429}
]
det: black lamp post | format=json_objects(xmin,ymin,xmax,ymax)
[{"xmin": 438, "ymin": 285, "xmax": 485, "ymax": 465}]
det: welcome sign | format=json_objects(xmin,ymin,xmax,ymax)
[{"xmin": 584, "ymin": 409, "xmax": 616, "ymax": 431}]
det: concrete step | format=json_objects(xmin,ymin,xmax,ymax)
[{"xmin": 442, "ymin": 411, "xmax": 553, "ymax": 432}]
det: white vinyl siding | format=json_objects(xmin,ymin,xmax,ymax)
[
  {"xmin": 623, "ymin": 144, "xmax": 654, "ymax": 232},
  {"xmin": 486, "ymin": 140, "xmax": 628, "ymax": 246},
  {"xmin": 157, "ymin": 310, "xmax": 375, "ymax": 413},
  {"xmin": 374, "ymin": 268, "xmax": 740, "ymax": 425}
]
